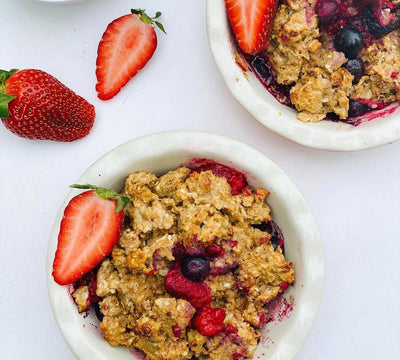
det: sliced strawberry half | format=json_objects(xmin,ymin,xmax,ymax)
[
  {"xmin": 96, "ymin": 9, "xmax": 165, "ymax": 100},
  {"xmin": 52, "ymin": 185, "xmax": 129, "ymax": 285},
  {"xmin": 224, "ymin": 0, "xmax": 278, "ymax": 54}
]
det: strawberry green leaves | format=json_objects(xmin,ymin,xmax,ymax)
[
  {"xmin": 0, "ymin": 69, "xmax": 18, "ymax": 119},
  {"xmin": 131, "ymin": 8, "xmax": 166, "ymax": 33},
  {"xmin": 0, "ymin": 69, "xmax": 18, "ymax": 86},
  {"xmin": 70, "ymin": 184, "xmax": 130, "ymax": 212},
  {"xmin": 0, "ymin": 94, "xmax": 16, "ymax": 119}
]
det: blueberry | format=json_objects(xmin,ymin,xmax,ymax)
[
  {"xmin": 344, "ymin": 59, "xmax": 365, "ymax": 84},
  {"xmin": 181, "ymin": 255, "xmax": 210, "ymax": 282},
  {"xmin": 252, "ymin": 222, "xmax": 269, "ymax": 232},
  {"xmin": 316, "ymin": 0, "xmax": 339, "ymax": 25},
  {"xmin": 251, "ymin": 56, "xmax": 271, "ymax": 81},
  {"xmin": 348, "ymin": 100, "xmax": 369, "ymax": 118},
  {"xmin": 93, "ymin": 302, "xmax": 104, "ymax": 322},
  {"xmin": 334, "ymin": 26, "xmax": 364, "ymax": 59},
  {"xmin": 270, "ymin": 236, "xmax": 282, "ymax": 251}
]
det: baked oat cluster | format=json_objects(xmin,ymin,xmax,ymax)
[
  {"xmin": 72, "ymin": 162, "xmax": 294, "ymax": 360},
  {"xmin": 250, "ymin": 0, "xmax": 400, "ymax": 123}
]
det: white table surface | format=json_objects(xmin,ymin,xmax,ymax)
[{"xmin": 1, "ymin": 0, "xmax": 399, "ymax": 359}]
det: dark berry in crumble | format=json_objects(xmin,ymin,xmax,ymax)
[
  {"xmin": 364, "ymin": 9, "xmax": 399, "ymax": 38},
  {"xmin": 334, "ymin": 26, "xmax": 364, "ymax": 59},
  {"xmin": 93, "ymin": 302, "xmax": 104, "ymax": 322},
  {"xmin": 171, "ymin": 242, "xmax": 186, "ymax": 263},
  {"xmin": 348, "ymin": 100, "xmax": 369, "ymax": 117},
  {"xmin": 249, "ymin": 54, "xmax": 293, "ymax": 107},
  {"xmin": 252, "ymin": 220, "xmax": 285, "ymax": 251},
  {"xmin": 344, "ymin": 59, "xmax": 365, "ymax": 84},
  {"xmin": 251, "ymin": 55, "xmax": 271, "ymax": 81},
  {"xmin": 181, "ymin": 255, "xmax": 210, "ymax": 282},
  {"xmin": 315, "ymin": 0, "xmax": 339, "ymax": 25},
  {"xmin": 270, "ymin": 235, "xmax": 284, "ymax": 251}
]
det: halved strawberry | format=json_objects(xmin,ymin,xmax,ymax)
[
  {"xmin": 52, "ymin": 184, "xmax": 129, "ymax": 285},
  {"xmin": 224, "ymin": 0, "xmax": 278, "ymax": 54},
  {"xmin": 96, "ymin": 9, "xmax": 165, "ymax": 100}
]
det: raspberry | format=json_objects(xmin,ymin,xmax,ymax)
[
  {"xmin": 164, "ymin": 266, "xmax": 211, "ymax": 308},
  {"xmin": 193, "ymin": 305, "xmax": 226, "ymax": 336}
]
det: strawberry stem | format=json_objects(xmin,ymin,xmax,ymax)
[
  {"xmin": 0, "ymin": 69, "xmax": 18, "ymax": 119},
  {"xmin": 131, "ymin": 8, "xmax": 166, "ymax": 34},
  {"xmin": 70, "ymin": 184, "xmax": 130, "ymax": 212}
]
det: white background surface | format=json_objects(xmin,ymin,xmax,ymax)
[{"xmin": 0, "ymin": 0, "xmax": 399, "ymax": 359}]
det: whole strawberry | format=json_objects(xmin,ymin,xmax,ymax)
[
  {"xmin": 0, "ymin": 69, "xmax": 95, "ymax": 141},
  {"xmin": 96, "ymin": 9, "xmax": 165, "ymax": 100}
]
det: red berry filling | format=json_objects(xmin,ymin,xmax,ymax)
[
  {"xmin": 236, "ymin": 280, "xmax": 250, "ymax": 293},
  {"xmin": 190, "ymin": 159, "xmax": 249, "ymax": 195},
  {"xmin": 193, "ymin": 305, "xmax": 226, "ymax": 336},
  {"xmin": 224, "ymin": 323, "xmax": 239, "ymax": 335},
  {"xmin": 256, "ymin": 312, "xmax": 266, "ymax": 328},
  {"xmin": 209, "ymin": 265, "xmax": 237, "ymax": 277},
  {"xmin": 73, "ymin": 268, "xmax": 100, "ymax": 305},
  {"xmin": 280, "ymin": 282, "xmax": 289, "ymax": 291},
  {"xmin": 172, "ymin": 324, "xmax": 182, "ymax": 338},
  {"xmin": 205, "ymin": 244, "xmax": 225, "ymax": 258}
]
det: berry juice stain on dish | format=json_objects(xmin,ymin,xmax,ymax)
[
  {"xmin": 265, "ymin": 294, "xmax": 294, "ymax": 324},
  {"xmin": 227, "ymin": 0, "xmax": 400, "ymax": 125}
]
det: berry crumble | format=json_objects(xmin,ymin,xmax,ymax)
[
  {"xmin": 71, "ymin": 160, "xmax": 295, "ymax": 360},
  {"xmin": 239, "ymin": 0, "xmax": 400, "ymax": 124}
]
